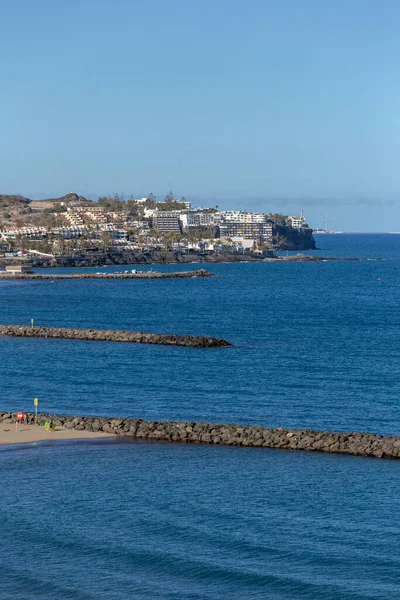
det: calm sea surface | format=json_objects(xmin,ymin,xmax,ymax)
[{"xmin": 1, "ymin": 234, "xmax": 399, "ymax": 599}]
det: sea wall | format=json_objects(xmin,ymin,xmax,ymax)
[
  {"xmin": 0, "ymin": 268, "xmax": 213, "ymax": 280},
  {"xmin": 0, "ymin": 325, "xmax": 231, "ymax": 348},
  {"xmin": 2, "ymin": 413, "xmax": 399, "ymax": 459}
]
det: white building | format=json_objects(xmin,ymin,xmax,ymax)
[
  {"xmin": 288, "ymin": 211, "xmax": 307, "ymax": 228},
  {"xmin": 125, "ymin": 220, "xmax": 149, "ymax": 230},
  {"xmin": 220, "ymin": 211, "xmax": 267, "ymax": 223},
  {"xmin": 5, "ymin": 265, "xmax": 32, "ymax": 274},
  {"xmin": 180, "ymin": 211, "xmax": 220, "ymax": 230},
  {"xmin": 70, "ymin": 206, "xmax": 103, "ymax": 213},
  {"xmin": 219, "ymin": 222, "xmax": 273, "ymax": 244},
  {"xmin": 143, "ymin": 207, "xmax": 156, "ymax": 218}
]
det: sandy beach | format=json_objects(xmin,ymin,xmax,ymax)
[{"xmin": 0, "ymin": 422, "xmax": 115, "ymax": 446}]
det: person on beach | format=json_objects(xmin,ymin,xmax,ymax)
[{"xmin": 16, "ymin": 411, "xmax": 23, "ymax": 432}]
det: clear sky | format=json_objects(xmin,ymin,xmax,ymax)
[{"xmin": 1, "ymin": 0, "xmax": 398, "ymax": 230}]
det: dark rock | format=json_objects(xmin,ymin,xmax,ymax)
[
  {"xmin": 2, "ymin": 411, "xmax": 399, "ymax": 460},
  {"xmin": 0, "ymin": 324, "xmax": 231, "ymax": 348}
]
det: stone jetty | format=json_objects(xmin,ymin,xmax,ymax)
[
  {"xmin": 1, "ymin": 413, "xmax": 399, "ymax": 459},
  {"xmin": 0, "ymin": 325, "xmax": 231, "ymax": 348},
  {"xmin": 0, "ymin": 268, "xmax": 213, "ymax": 280}
]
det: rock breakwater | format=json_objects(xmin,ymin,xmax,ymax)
[
  {"xmin": 1, "ymin": 413, "xmax": 399, "ymax": 459},
  {"xmin": 0, "ymin": 325, "xmax": 231, "ymax": 348},
  {"xmin": 0, "ymin": 269, "xmax": 213, "ymax": 280}
]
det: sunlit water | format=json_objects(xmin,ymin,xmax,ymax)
[{"xmin": 0, "ymin": 234, "xmax": 399, "ymax": 598}]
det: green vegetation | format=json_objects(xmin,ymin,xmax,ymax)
[
  {"xmin": 267, "ymin": 213, "xmax": 288, "ymax": 225},
  {"xmin": 155, "ymin": 201, "xmax": 186, "ymax": 211},
  {"xmin": 0, "ymin": 194, "xmax": 30, "ymax": 208},
  {"xmin": 98, "ymin": 193, "xmax": 156, "ymax": 214},
  {"xmin": 98, "ymin": 193, "xmax": 127, "ymax": 211}
]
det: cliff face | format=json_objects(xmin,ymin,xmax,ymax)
[{"xmin": 273, "ymin": 225, "xmax": 316, "ymax": 250}]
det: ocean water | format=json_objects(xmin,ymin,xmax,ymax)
[{"xmin": 0, "ymin": 234, "xmax": 400, "ymax": 599}]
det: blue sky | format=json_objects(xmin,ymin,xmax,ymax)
[{"xmin": 1, "ymin": 0, "xmax": 398, "ymax": 231}]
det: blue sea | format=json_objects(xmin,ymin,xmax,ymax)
[{"xmin": 1, "ymin": 234, "xmax": 400, "ymax": 599}]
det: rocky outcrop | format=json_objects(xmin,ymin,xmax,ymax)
[
  {"xmin": 0, "ymin": 269, "xmax": 214, "ymax": 280},
  {"xmin": 1, "ymin": 413, "xmax": 399, "ymax": 459},
  {"xmin": 0, "ymin": 325, "xmax": 231, "ymax": 348},
  {"xmin": 264, "ymin": 255, "xmax": 365, "ymax": 263},
  {"xmin": 0, "ymin": 250, "xmax": 276, "ymax": 268},
  {"xmin": 273, "ymin": 225, "xmax": 316, "ymax": 250}
]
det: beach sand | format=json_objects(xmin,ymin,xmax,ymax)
[{"xmin": 0, "ymin": 422, "xmax": 115, "ymax": 446}]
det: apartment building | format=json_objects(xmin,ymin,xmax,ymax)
[
  {"xmin": 71, "ymin": 206, "xmax": 104, "ymax": 213},
  {"xmin": 289, "ymin": 215, "xmax": 307, "ymax": 228},
  {"xmin": 0, "ymin": 226, "xmax": 47, "ymax": 239},
  {"xmin": 180, "ymin": 211, "xmax": 221, "ymax": 230},
  {"xmin": 153, "ymin": 211, "xmax": 181, "ymax": 233},
  {"xmin": 220, "ymin": 211, "xmax": 267, "ymax": 223},
  {"xmin": 219, "ymin": 222, "xmax": 273, "ymax": 243}
]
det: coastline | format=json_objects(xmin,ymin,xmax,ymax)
[
  {"xmin": 2, "ymin": 412, "xmax": 399, "ymax": 459},
  {"xmin": 0, "ymin": 254, "xmax": 381, "ymax": 273},
  {"xmin": 0, "ymin": 251, "xmax": 275, "ymax": 269},
  {"xmin": 0, "ymin": 422, "xmax": 114, "ymax": 446},
  {"xmin": 0, "ymin": 268, "xmax": 214, "ymax": 280}
]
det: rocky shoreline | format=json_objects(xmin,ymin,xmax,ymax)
[
  {"xmin": 0, "ymin": 253, "xmax": 382, "ymax": 270},
  {"xmin": 268, "ymin": 255, "xmax": 366, "ymax": 262},
  {"xmin": 0, "ymin": 268, "xmax": 213, "ymax": 280},
  {"xmin": 0, "ymin": 325, "xmax": 231, "ymax": 348},
  {"xmin": 0, "ymin": 251, "xmax": 274, "ymax": 269},
  {"xmin": 1, "ymin": 412, "xmax": 399, "ymax": 459}
]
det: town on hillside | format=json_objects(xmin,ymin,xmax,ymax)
[{"xmin": 0, "ymin": 192, "xmax": 315, "ymax": 260}]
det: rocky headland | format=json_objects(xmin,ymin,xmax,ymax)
[{"xmin": 272, "ymin": 223, "xmax": 316, "ymax": 250}]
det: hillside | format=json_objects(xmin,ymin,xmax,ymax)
[
  {"xmin": 29, "ymin": 192, "xmax": 95, "ymax": 206},
  {"xmin": 0, "ymin": 194, "xmax": 31, "ymax": 208},
  {"xmin": 0, "ymin": 192, "xmax": 92, "ymax": 227}
]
